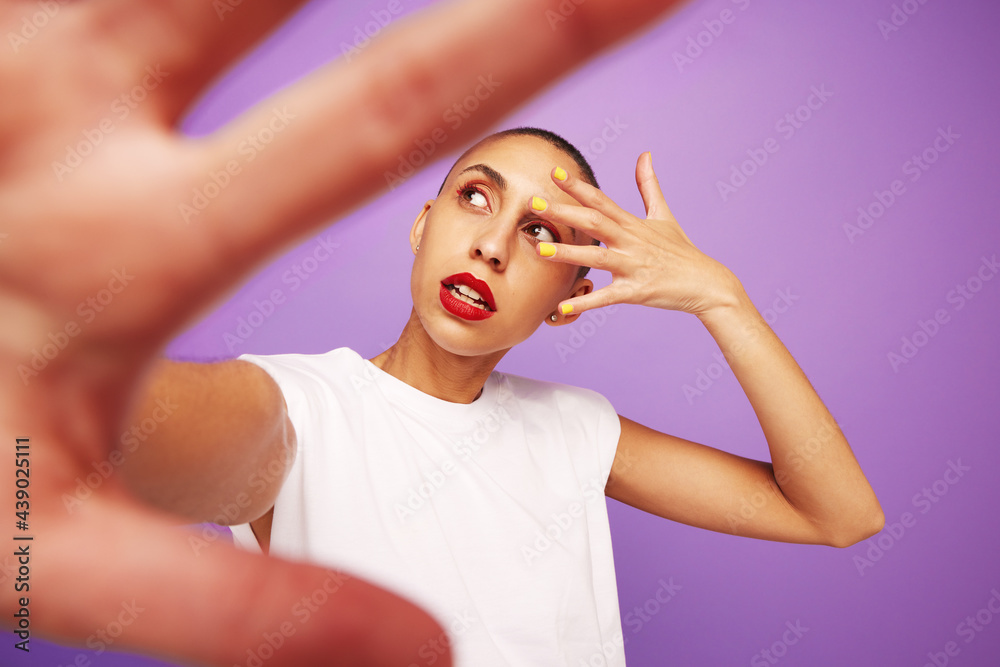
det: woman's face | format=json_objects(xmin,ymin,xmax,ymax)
[{"xmin": 409, "ymin": 134, "xmax": 595, "ymax": 357}]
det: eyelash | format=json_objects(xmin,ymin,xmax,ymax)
[{"xmin": 455, "ymin": 182, "xmax": 562, "ymax": 244}]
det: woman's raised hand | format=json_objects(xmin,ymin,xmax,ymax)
[{"xmin": 533, "ymin": 153, "xmax": 744, "ymax": 318}]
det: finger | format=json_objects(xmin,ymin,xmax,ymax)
[
  {"xmin": 194, "ymin": 0, "xmax": 689, "ymax": 271},
  {"xmin": 537, "ymin": 239, "xmax": 618, "ymax": 274},
  {"xmin": 635, "ymin": 152, "xmax": 693, "ymax": 244},
  {"xmin": 91, "ymin": 0, "xmax": 309, "ymax": 125},
  {"xmin": 532, "ymin": 197, "xmax": 617, "ymax": 246},
  {"xmin": 556, "ymin": 286, "xmax": 622, "ymax": 318},
  {"xmin": 635, "ymin": 151, "xmax": 673, "ymax": 221},
  {"xmin": 550, "ymin": 164, "xmax": 637, "ymax": 230},
  {"xmin": 23, "ymin": 480, "xmax": 449, "ymax": 667}
]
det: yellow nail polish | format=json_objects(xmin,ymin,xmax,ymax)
[
  {"xmin": 531, "ymin": 196, "xmax": 547, "ymax": 212},
  {"xmin": 553, "ymin": 167, "xmax": 568, "ymax": 181},
  {"xmin": 538, "ymin": 242, "xmax": 556, "ymax": 257},
  {"xmin": 560, "ymin": 303, "xmax": 574, "ymax": 315}
]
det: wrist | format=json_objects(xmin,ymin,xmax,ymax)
[{"xmin": 694, "ymin": 270, "xmax": 752, "ymax": 324}]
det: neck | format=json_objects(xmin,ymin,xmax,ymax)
[{"xmin": 368, "ymin": 308, "xmax": 507, "ymax": 404}]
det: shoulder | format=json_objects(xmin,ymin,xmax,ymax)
[
  {"xmin": 238, "ymin": 346, "xmax": 360, "ymax": 373},
  {"xmin": 237, "ymin": 347, "xmax": 365, "ymax": 385},
  {"xmin": 235, "ymin": 347, "xmax": 369, "ymax": 409},
  {"xmin": 494, "ymin": 370, "xmax": 617, "ymax": 418}
]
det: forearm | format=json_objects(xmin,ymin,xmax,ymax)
[
  {"xmin": 117, "ymin": 359, "xmax": 294, "ymax": 524},
  {"xmin": 697, "ymin": 287, "xmax": 884, "ymax": 544}
]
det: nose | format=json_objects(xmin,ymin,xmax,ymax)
[{"xmin": 470, "ymin": 217, "xmax": 513, "ymax": 271}]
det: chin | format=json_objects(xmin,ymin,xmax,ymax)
[{"xmin": 419, "ymin": 310, "xmax": 525, "ymax": 359}]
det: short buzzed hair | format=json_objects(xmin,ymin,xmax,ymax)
[{"xmin": 436, "ymin": 127, "xmax": 601, "ymax": 280}]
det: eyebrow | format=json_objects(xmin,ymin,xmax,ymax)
[
  {"xmin": 458, "ymin": 163, "xmax": 508, "ymax": 191},
  {"xmin": 456, "ymin": 162, "xmax": 577, "ymax": 242}
]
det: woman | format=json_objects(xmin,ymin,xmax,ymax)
[
  {"xmin": 0, "ymin": 0, "xmax": 878, "ymax": 664},
  {"xmin": 222, "ymin": 127, "xmax": 884, "ymax": 665}
]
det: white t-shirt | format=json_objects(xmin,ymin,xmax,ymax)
[{"xmin": 229, "ymin": 347, "xmax": 625, "ymax": 666}]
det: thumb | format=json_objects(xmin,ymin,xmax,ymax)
[{"xmin": 635, "ymin": 152, "xmax": 672, "ymax": 221}]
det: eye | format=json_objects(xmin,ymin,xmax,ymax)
[
  {"xmin": 525, "ymin": 222, "xmax": 559, "ymax": 244},
  {"xmin": 457, "ymin": 185, "xmax": 489, "ymax": 210}
]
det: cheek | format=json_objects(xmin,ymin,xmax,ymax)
[{"xmin": 517, "ymin": 265, "xmax": 572, "ymax": 309}]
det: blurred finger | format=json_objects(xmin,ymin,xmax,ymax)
[
  {"xmin": 91, "ymin": 0, "xmax": 309, "ymax": 125},
  {"xmin": 6, "ymin": 442, "xmax": 449, "ymax": 667},
  {"xmin": 194, "ymin": 0, "xmax": 691, "ymax": 272}
]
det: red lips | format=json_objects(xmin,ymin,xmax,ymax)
[
  {"xmin": 440, "ymin": 272, "xmax": 496, "ymax": 321},
  {"xmin": 441, "ymin": 273, "xmax": 496, "ymax": 311}
]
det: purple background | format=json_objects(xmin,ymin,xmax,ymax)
[{"xmin": 9, "ymin": 0, "xmax": 1000, "ymax": 665}]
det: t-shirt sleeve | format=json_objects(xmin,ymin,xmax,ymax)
[
  {"xmin": 556, "ymin": 383, "xmax": 621, "ymax": 489},
  {"xmin": 589, "ymin": 389, "xmax": 622, "ymax": 487},
  {"xmin": 228, "ymin": 352, "xmax": 321, "ymax": 553}
]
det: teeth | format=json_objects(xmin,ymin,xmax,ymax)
[
  {"xmin": 456, "ymin": 284, "xmax": 483, "ymax": 302},
  {"xmin": 448, "ymin": 285, "xmax": 490, "ymax": 310}
]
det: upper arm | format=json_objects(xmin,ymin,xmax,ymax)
[
  {"xmin": 119, "ymin": 358, "xmax": 296, "ymax": 526},
  {"xmin": 605, "ymin": 414, "xmax": 834, "ymax": 546}
]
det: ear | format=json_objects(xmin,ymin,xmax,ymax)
[
  {"xmin": 546, "ymin": 277, "xmax": 593, "ymax": 326},
  {"xmin": 410, "ymin": 199, "xmax": 434, "ymax": 254}
]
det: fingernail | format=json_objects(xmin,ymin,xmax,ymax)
[
  {"xmin": 531, "ymin": 196, "xmax": 547, "ymax": 212},
  {"xmin": 560, "ymin": 303, "xmax": 574, "ymax": 315},
  {"xmin": 538, "ymin": 242, "xmax": 556, "ymax": 257},
  {"xmin": 553, "ymin": 167, "xmax": 567, "ymax": 181}
]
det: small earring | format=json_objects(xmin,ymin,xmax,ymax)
[
  {"xmin": 416, "ymin": 244, "xmax": 420, "ymax": 251},
  {"xmin": 550, "ymin": 314, "xmax": 557, "ymax": 322}
]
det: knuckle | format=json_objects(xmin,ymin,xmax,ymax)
[
  {"xmin": 585, "ymin": 209, "xmax": 604, "ymax": 232},
  {"xmin": 592, "ymin": 245, "xmax": 611, "ymax": 269}
]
